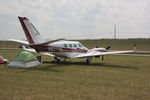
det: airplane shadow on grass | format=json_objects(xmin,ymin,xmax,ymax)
[
  {"xmin": 17, "ymin": 61, "xmax": 138, "ymax": 73},
  {"xmin": 42, "ymin": 61, "xmax": 139, "ymax": 70}
]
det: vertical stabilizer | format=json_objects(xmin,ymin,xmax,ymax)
[{"xmin": 18, "ymin": 16, "xmax": 45, "ymax": 45}]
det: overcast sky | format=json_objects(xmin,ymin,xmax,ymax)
[{"xmin": 0, "ymin": 0, "xmax": 150, "ymax": 40}]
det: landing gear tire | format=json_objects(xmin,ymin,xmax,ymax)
[
  {"xmin": 86, "ymin": 58, "xmax": 91, "ymax": 64},
  {"xmin": 56, "ymin": 59, "xmax": 60, "ymax": 63},
  {"xmin": 86, "ymin": 59, "xmax": 90, "ymax": 64},
  {"xmin": 52, "ymin": 60, "xmax": 55, "ymax": 63},
  {"xmin": 53, "ymin": 56, "xmax": 66, "ymax": 63}
]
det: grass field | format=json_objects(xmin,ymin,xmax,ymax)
[{"xmin": 0, "ymin": 39, "xmax": 150, "ymax": 100}]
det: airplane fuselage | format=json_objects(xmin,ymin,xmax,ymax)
[{"xmin": 30, "ymin": 40, "xmax": 88, "ymax": 58}]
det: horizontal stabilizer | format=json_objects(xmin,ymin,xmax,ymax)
[
  {"xmin": 31, "ymin": 38, "xmax": 65, "ymax": 46},
  {"xmin": 22, "ymin": 46, "xmax": 54, "ymax": 56},
  {"xmin": 8, "ymin": 38, "xmax": 65, "ymax": 46},
  {"xmin": 8, "ymin": 39, "xmax": 29, "ymax": 44}
]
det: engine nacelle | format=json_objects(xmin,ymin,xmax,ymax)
[{"xmin": 93, "ymin": 48, "xmax": 107, "ymax": 52}]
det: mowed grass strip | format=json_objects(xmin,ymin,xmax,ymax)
[{"xmin": 0, "ymin": 49, "xmax": 150, "ymax": 100}]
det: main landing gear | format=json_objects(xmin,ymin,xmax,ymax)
[
  {"xmin": 86, "ymin": 57, "xmax": 92, "ymax": 64},
  {"xmin": 52, "ymin": 56, "xmax": 66, "ymax": 63}
]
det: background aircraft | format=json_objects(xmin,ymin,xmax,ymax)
[{"xmin": 9, "ymin": 16, "xmax": 134, "ymax": 64}]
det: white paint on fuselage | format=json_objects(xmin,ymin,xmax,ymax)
[
  {"xmin": 48, "ymin": 40, "xmax": 88, "ymax": 58},
  {"xmin": 49, "ymin": 40, "xmax": 87, "ymax": 49}
]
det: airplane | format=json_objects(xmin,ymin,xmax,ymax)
[{"xmin": 9, "ymin": 16, "xmax": 134, "ymax": 64}]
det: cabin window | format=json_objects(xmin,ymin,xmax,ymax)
[
  {"xmin": 69, "ymin": 44, "xmax": 72, "ymax": 47},
  {"xmin": 78, "ymin": 44, "xmax": 82, "ymax": 47},
  {"xmin": 74, "ymin": 44, "xmax": 77, "ymax": 47},
  {"xmin": 64, "ymin": 44, "xmax": 67, "ymax": 48}
]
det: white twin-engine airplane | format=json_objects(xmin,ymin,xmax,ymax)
[{"xmin": 10, "ymin": 16, "xmax": 134, "ymax": 64}]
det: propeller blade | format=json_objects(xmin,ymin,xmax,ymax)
[
  {"xmin": 106, "ymin": 46, "xmax": 111, "ymax": 50},
  {"xmin": 95, "ymin": 46, "xmax": 99, "ymax": 48}
]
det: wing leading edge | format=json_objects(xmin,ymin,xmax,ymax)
[
  {"xmin": 8, "ymin": 39, "xmax": 29, "ymax": 44},
  {"xmin": 75, "ymin": 50, "xmax": 134, "ymax": 58},
  {"xmin": 9, "ymin": 38, "xmax": 65, "ymax": 46}
]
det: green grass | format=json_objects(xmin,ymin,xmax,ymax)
[{"xmin": 0, "ymin": 49, "xmax": 150, "ymax": 100}]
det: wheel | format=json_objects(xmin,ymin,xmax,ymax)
[
  {"xmin": 53, "ymin": 56, "xmax": 67, "ymax": 63},
  {"xmin": 52, "ymin": 60, "xmax": 55, "ymax": 63},
  {"xmin": 86, "ymin": 59, "xmax": 90, "ymax": 64},
  {"xmin": 56, "ymin": 59, "xmax": 60, "ymax": 63}
]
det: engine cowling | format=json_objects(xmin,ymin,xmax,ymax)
[{"xmin": 93, "ymin": 48, "xmax": 107, "ymax": 52}]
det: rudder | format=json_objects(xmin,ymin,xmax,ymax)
[{"xmin": 18, "ymin": 16, "xmax": 45, "ymax": 45}]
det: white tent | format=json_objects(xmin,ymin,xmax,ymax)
[{"xmin": 8, "ymin": 51, "xmax": 41, "ymax": 68}]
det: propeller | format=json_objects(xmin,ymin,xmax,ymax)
[
  {"xmin": 106, "ymin": 46, "xmax": 111, "ymax": 50},
  {"xmin": 95, "ymin": 46, "xmax": 99, "ymax": 48},
  {"xmin": 94, "ymin": 46, "xmax": 111, "ymax": 60},
  {"xmin": 102, "ymin": 46, "xmax": 111, "ymax": 61}
]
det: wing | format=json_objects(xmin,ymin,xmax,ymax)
[
  {"xmin": 36, "ymin": 38, "xmax": 65, "ymax": 45},
  {"xmin": 8, "ymin": 38, "xmax": 65, "ymax": 46},
  {"xmin": 8, "ymin": 39, "xmax": 29, "ymax": 45},
  {"xmin": 75, "ymin": 50, "xmax": 134, "ymax": 58}
]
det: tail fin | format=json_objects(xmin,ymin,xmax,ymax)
[{"xmin": 18, "ymin": 16, "xmax": 45, "ymax": 45}]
